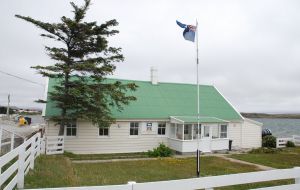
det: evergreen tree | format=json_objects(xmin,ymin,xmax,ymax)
[{"xmin": 16, "ymin": 0, "xmax": 137, "ymax": 135}]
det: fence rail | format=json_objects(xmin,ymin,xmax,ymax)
[
  {"xmin": 46, "ymin": 136, "xmax": 64, "ymax": 155},
  {"xmin": 276, "ymin": 135, "xmax": 300, "ymax": 148},
  {"xmin": 0, "ymin": 132, "xmax": 42, "ymax": 190},
  {"xmin": 25, "ymin": 167, "xmax": 300, "ymax": 190},
  {"xmin": 0, "ymin": 127, "xmax": 24, "ymax": 155}
]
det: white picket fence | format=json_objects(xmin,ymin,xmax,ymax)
[
  {"xmin": 26, "ymin": 167, "xmax": 300, "ymax": 190},
  {"xmin": 46, "ymin": 136, "xmax": 64, "ymax": 155},
  {"xmin": 0, "ymin": 132, "xmax": 42, "ymax": 190},
  {"xmin": 276, "ymin": 135, "xmax": 300, "ymax": 148}
]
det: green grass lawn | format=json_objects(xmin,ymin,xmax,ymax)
[
  {"xmin": 24, "ymin": 155, "xmax": 293, "ymax": 190},
  {"xmin": 230, "ymin": 147, "xmax": 300, "ymax": 169},
  {"xmin": 64, "ymin": 151, "xmax": 149, "ymax": 160}
]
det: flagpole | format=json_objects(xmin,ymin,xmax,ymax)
[{"xmin": 196, "ymin": 19, "xmax": 200, "ymax": 178}]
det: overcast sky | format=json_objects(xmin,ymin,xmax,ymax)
[{"xmin": 0, "ymin": 0, "xmax": 300, "ymax": 113}]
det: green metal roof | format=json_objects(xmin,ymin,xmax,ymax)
[
  {"xmin": 171, "ymin": 116, "xmax": 229, "ymax": 123},
  {"xmin": 45, "ymin": 78, "xmax": 242, "ymax": 121}
]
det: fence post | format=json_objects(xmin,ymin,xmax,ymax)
[
  {"xmin": 36, "ymin": 133, "xmax": 41, "ymax": 156},
  {"xmin": 30, "ymin": 135, "xmax": 36, "ymax": 169},
  {"xmin": 128, "ymin": 181, "xmax": 136, "ymax": 190},
  {"xmin": 17, "ymin": 144, "xmax": 25, "ymax": 189},
  {"xmin": 10, "ymin": 133, "xmax": 15, "ymax": 151},
  {"xmin": 0, "ymin": 126, "xmax": 2, "ymax": 154}
]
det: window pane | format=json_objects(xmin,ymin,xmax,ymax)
[
  {"xmin": 66, "ymin": 128, "xmax": 72, "ymax": 136},
  {"xmin": 99, "ymin": 128, "xmax": 103, "ymax": 136},
  {"xmin": 212, "ymin": 126, "xmax": 219, "ymax": 139},
  {"xmin": 134, "ymin": 128, "xmax": 138, "ymax": 135},
  {"xmin": 220, "ymin": 133, "xmax": 227, "ymax": 138},
  {"xmin": 161, "ymin": 128, "xmax": 165, "ymax": 135},
  {"xmin": 221, "ymin": 125, "xmax": 227, "ymax": 132},
  {"xmin": 204, "ymin": 126, "xmax": 210, "ymax": 137},
  {"xmin": 72, "ymin": 128, "xmax": 77, "ymax": 136},
  {"xmin": 135, "ymin": 122, "xmax": 139, "ymax": 127},
  {"xmin": 130, "ymin": 128, "xmax": 133, "ymax": 135},
  {"xmin": 104, "ymin": 128, "xmax": 109, "ymax": 136}
]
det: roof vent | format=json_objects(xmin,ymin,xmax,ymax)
[{"xmin": 150, "ymin": 67, "xmax": 158, "ymax": 85}]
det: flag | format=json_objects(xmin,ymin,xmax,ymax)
[{"xmin": 176, "ymin": 20, "xmax": 197, "ymax": 42}]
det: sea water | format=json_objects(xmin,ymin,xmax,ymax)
[{"xmin": 252, "ymin": 118, "xmax": 300, "ymax": 138}]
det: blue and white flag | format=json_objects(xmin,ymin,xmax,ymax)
[{"xmin": 176, "ymin": 20, "xmax": 197, "ymax": 42}]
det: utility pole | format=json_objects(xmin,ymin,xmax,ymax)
[{"xmin": 6, "ymin": 94, "xmax": 10, "ymax": 119}]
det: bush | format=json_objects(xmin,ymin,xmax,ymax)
[
  {"xmin": 249, "ymin": 147, "xmax": 282, "ymax": 154},
  {"xmin": 262, "ymin": 135, "xmax": 276, "ymax": 148},
  {"xmin": 286, "ymin": 141, "xmax": 295, "ymax": 147},
  {"xmin": 147, "ymin": 143, "xmax": 173, "ymax": 157}
]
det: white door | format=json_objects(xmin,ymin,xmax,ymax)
[{"xmin": 201, "ymin": 125, "xmax": 211, "ymax": 152}]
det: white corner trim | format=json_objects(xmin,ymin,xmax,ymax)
[
  {"xmin": 213, "ymin": 85, "xmax": 244, "ymax": 120},
  {"xmin": 42, "ymin": 77, "xmax": 49, "ymax": 117}
]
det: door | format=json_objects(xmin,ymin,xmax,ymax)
[{"xmin": 201, "ymin": 125, "xmax": 211, "ymax": 152}]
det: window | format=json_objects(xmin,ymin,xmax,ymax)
[
  {"xmin": 204, "ymin": 126, "xmax": 210, "ymax": 137},
  {"xmin": 212, "ymin": 126, "xmax": 220, "ymax": 139},
  {"xmin": 66, "ymin": 121, "xmax": 77, "ymax": 136},
  {"xmin": 130, "ymin": 122, "xmax": 139, "ymax": 135},
  {"xmin": 158, "ymin": 123, "xmax": 166, "ymax": 135},
  {"xmin": 220, "ymin": 125, "xmax": 227, "ymax": 138},
  {"xmin": 99, "ymin": 127, "xmax": 109, "ymax": 136},
  {"xmin": 193, "ymin": 124, "xmax": 201, "ymax": 139}
]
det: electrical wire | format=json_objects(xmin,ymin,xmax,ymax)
[{"xmin": 0, "ymin": 69, "xmax": 44, "ymax": 87}]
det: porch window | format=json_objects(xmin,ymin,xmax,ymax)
[
  {"xmin": 220, "ymin": 125, "xmax": 227, "ymax": 138},
  {"xmin": 170, "ymin": 123, "xmax": 176, "ymax": 138},
  {"xmin": 204, "ymin": 126, "xmax": 210, "ymax": 137},
  {"xmin": 99, "ymin": 127, "xmax": 109, "ymax": 136},
  {"xmin": 66, "ymin": 121, "xmax": 77, "ymax": 136},
  {"xmin": 176, "ymin": 124, "xmax": 183, "ymax": 140},
  {"xmin": 158, "ymin": 123, "xmax": 166, "ymax": 135},
  {"xmin": 184, "ymin": 124, "xmax": 192, "ymax": 140},
  {"xmin": 212, "ymin": 126, "xmax": 220, "ymax": 139},
  {"xmin": 130, "ymin": 122, "xmax": 139, "ymax": 136},
  {"xmin": 193, "ymin": 124, "xmax": 201, "ymax": 139}
]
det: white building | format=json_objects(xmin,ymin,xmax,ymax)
[{"xmin": 43, "ymin": 71, "xmax": 262, "ymax": 154}]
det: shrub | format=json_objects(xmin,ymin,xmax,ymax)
[
  {"xmin": 262, "ymin": 135, "xmax": 276, "ymax": 148},
  {"xmin": 147, "ymin": 143, "xmax": 173, "ymax": 157},
  {"xmin": 286, "ymin": 141, "xmax": 295, "ymax": 147},
  {"xmin": 249, "ymin": 147, "xmax": 282, "ymax": 154}
]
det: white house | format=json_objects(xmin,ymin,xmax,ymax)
[{"xmin": 43, "ymin": 70, "xmax": 262, "ymax": 154}]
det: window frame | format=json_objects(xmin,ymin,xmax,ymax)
[
  {"xmin": 130, "ymin": 122, "xmax": 139, "ymax": 136},
  {"xmin": 98, "ymin": 127, "xmax": 110, "ymax": 137},
  {"xmin": 157, "ymin": 123, "xmax": 166, "ymax": 136},
  {"xmin": 220, "ymin": 124, "xmax": 228, "ymax": 138},
  {"xmin": 65, "ymin": 120, "xmax": 77, "ymax": 137}
]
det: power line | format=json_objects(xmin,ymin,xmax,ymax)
[{"xmin": 0, "ymin": 69, "xmax": 44, "ymax": 87}]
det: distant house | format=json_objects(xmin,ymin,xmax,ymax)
[{"xmin": 43, "ymin": 70, "xmax": 262, "ymax": 154}]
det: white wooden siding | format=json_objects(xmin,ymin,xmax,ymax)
[
  {"xmin": 241, "ymin": 119, "xmax": 262, "ymax": 148},
  {"xmin": 46, "ymin": 118, "xmax": 262, "ymax": 154},
  {"xmin": 228, "ymin": 119, "xmax": 262, "ymax": 149},
  {"xmin": 46, "ymin": 121, "xmax": 168, "ymax": 154},
  {"xmin": 227, "ymin": 122, "xmax": 242, "ymax": 148}
]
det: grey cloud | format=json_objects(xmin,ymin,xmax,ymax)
[{"xmin": 1, "ymin": 0, "xmax": 300, "ymax": 113}]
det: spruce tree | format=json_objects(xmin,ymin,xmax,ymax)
[{"xmin": 16, "ymin": 0, "xmax": 137, "ymax": 135}]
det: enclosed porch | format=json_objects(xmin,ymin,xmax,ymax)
[{"xmin": 168, "ymin": 116, "xmax": 230, "ymax": 153}]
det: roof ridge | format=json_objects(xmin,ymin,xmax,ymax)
[{"xmin": 106, "ymin": 77, "xmax": 213, "ymax": 87}]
